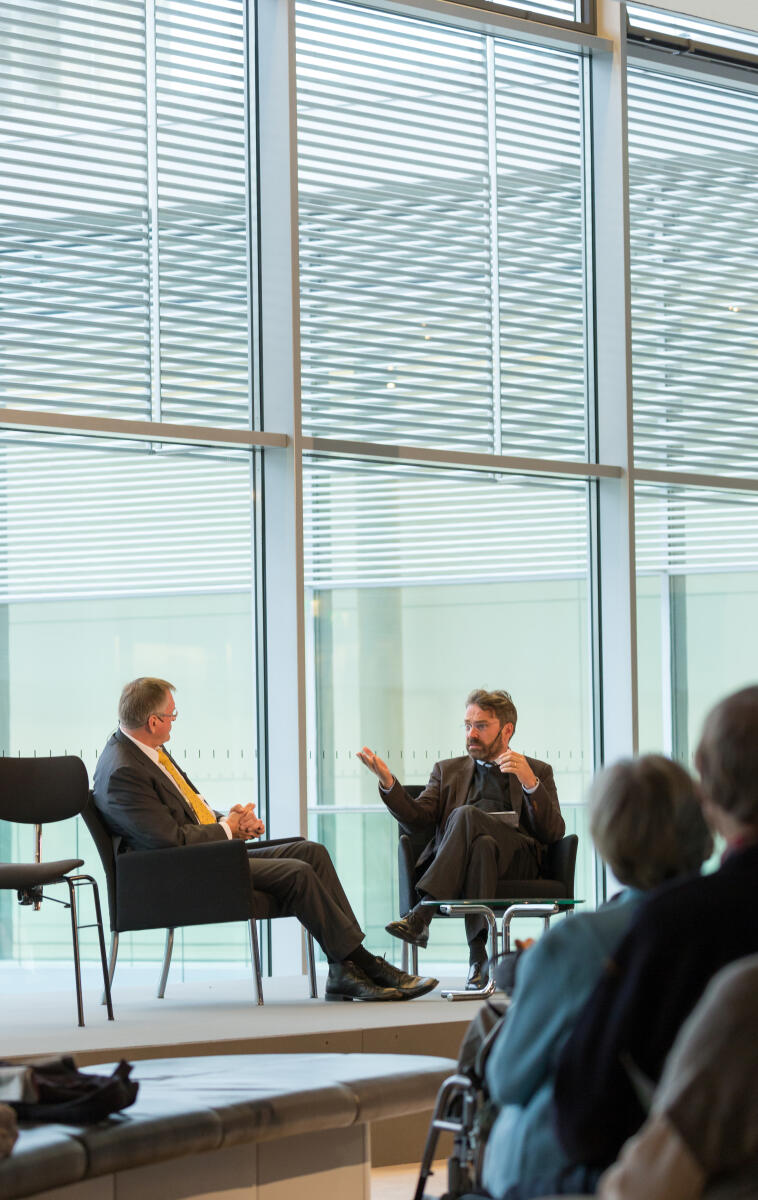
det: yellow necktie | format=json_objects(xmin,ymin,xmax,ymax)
[{"xmin": 158, "ymin": 749, "xmax": 217, "ymax": 825}]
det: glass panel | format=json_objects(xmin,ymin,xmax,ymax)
[
  {"xmin": 487, "ymin": 0, "xmax": 580, "ymax": 20},
  {"xmin": 627, "ymin": 5, "xmax": 758, "ymax": 55},
  {"xmin": 155, "ymin": 0, "xmax": 252, "ymax": 426},
  {"xmin": 636, "ymin": 484, "xmax": 758, "ymax": 760},
  {"xmin": 0, "ymin": 0, "xmax": 252, "ymax": 427},
  {"xmin": 0, "ymin": 438, "xmax": 258, "ymax": 967},
  {"xmin": 304, "ymin": 456, "xmax": 594, "ymax": 965},
  {"xmin": 628, "ymin": 65, "xmax": 758, "ymax": 476},
  {"xmin": 295, "ymin": 0, "xmax": 587, "ymax": 459}
]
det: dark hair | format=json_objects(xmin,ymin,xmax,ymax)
[
  {"xmin": 590, "ymin": 754, "xmax": 712, "ymax": 890},
  {"xmin": 118, "ymin": 677, "xmax": 175, "ymax": 729},
  {"xmin": 695, "ymin": 686, "xmax": 758, "ymax": 824},
  {"xmin": 465, "ymin": 689, "xmax": 517, "ymax": 730}
]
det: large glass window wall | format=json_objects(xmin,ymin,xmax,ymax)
[
  {"xmin": 303, "ymin": 459, "xmax": 594, "ymax": 961},
  {"xmin": 0, "ymin": 439, "xmax": 258, "ymax": 967},
  {"xmin": 3, "ymin": 0, "xmax": 758, "ymax": 982}
]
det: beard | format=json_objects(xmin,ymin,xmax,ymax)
[{"xmin": 467, "ymin": 725, "xmax": 505, "ymax": 761}]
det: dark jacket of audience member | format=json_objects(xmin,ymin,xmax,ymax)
[{"xmin": 554, "ymin": 685, "xmax": 758, "ymax": 1171}]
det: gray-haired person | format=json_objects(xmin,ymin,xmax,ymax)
[
  {"xmin": 480, "ymin": 754, "xmax": 712, "ymax": 1200},
  {"xmin": 94, "ymin": 677, "xmax": 438, "ymax": 1002}
]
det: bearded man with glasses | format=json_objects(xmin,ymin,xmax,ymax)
[
  {"xmin": 359, "ymin": 688, "xmax": 564, "ymax": 989},
  {"xmin": 93, "ymin": 676, "xmax": 437, "ymax": 1002}
]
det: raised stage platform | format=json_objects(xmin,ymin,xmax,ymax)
[{"xmin": 2, "ymin": 964, "xmax": 475, "ymax": 1168}]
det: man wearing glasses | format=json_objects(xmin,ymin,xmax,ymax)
[
  {"xmin": 93, "ymin": 677, "xmax": 437, "ymax": 1002},
  {"xmin": 358, "ymin": 688, "xmax": 563, "ymax": 989}
]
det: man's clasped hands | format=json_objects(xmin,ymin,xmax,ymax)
[{"xmin": 226, "ymin": 803, "xmax": 265, "ymax": 840}]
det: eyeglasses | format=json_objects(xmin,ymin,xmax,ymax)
[
  {"xmin": 463, "ymin": 720, "xmax": 499, "ymax": 734},
  {"xmin": 152, "ymin": 710, "xmax": 178, "ymax": 722}
]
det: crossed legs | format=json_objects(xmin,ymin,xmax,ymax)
[{"xmin": 247, "ymin": 839, "xmax": 363, "ymax": 962}]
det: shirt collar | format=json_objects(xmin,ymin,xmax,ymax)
[{"xmin": 120, "ymin": 725, "xmax": 160, "ymax": 766}]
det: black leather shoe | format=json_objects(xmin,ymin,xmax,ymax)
[
  {"xmin": 384, "ymin": 909, "xmax": 430, "ymax": 949},
  {"xmin": 366, "ymin": 956, "xmax": 438, "ymax": 999},
  {"xmin": 325, "ymin": 961, "xmax": 404, "ymax": 1002},
  {"xmin": 466, "ymin": 960, "xmax": 489, "ymax": 991}
]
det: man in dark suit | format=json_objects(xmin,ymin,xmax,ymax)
[
  {"xmin": 553, "ymin": 684, "xmax": 758, "ymax": 1177},
  {"xmin": 94, "ymin": 676, "xmax": 437, "ymax": 1002},
  {"xmin": 359, "ymin": 688, "xmax": 564, "ymax": 989}
]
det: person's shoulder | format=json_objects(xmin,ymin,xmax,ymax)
[
  {"xmin": 95, "ymin": 730, "xmax": 121, "ymax": 767},
  {"xmin": 526, "ymin": 753, "xmax": 551, "ymax": 774},
  {"xmin": 436, "ymin": 755, "xmax": 469, "ymax": 772},
  {"xmin": 94, "ymin": 731, "xmax": 147, "ymax": 784},
  {"xmin": 541, "ymin": 897, "xmax": 636, "ymax": 957}
]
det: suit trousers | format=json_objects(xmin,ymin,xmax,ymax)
[
  {"xmin": 416, "ymin": 805, "xmax": 541, "ymax": 944},
  {"xmin": 247, "ymin": 839, "xmax": 364, "ymax": 963}
]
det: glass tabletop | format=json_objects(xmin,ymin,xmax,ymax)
[{"xmin": 420, "ymin": 898, "xmax": 583, "ymax": 909}]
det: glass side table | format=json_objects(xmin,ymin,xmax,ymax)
[{"xmin": 420, "ymin": 898, "xmax": 583, "ymax": 1001}]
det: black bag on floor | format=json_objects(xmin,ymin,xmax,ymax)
[{"xmin": 0, "ymin": 1057, "xmax": 138, "ymax": 1124}]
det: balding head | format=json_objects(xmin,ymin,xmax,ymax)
[{"xmin": 695, "ymin": 686, "xmax": 758, "ymax": 827}]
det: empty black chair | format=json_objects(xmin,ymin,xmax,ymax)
[
  {"xmin": 82, "ymin": 794, "xmax": 317, "ymax": 1005},
  {"xmin": 0, "ymin": 756, "xmax": 114, "ymax": 1027},
  {"xmin": 397, "ymin": 784, "xmax": 578, "ymax": 973}
]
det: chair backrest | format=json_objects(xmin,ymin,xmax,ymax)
[
  {"xmin": 542, "ymin": 832, "xmax": 579, "ymax": 893},
  {"xmin": 0, "ymin": 756, "xmax": 89, "ymax": 824},
  {"xmin": 81, "ymin": 792, "xmax": 118, "ymax": 928}
]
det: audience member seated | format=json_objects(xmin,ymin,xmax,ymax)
[
  {"xmin": 94, "ymin": 676, "xmax": 437, "ymax": 1003},
  {"xmin": 598, "ymin": 953, "xmax": 758, "ymax": 1200},
  {"xmin": 359, "ymin": 687, "xmax": 564, "ymax": 987},
  {"xmin": 479, "ymin": 755, "xmax": 711, "ymax": 1200},
  {"xmin": 554, "ymin": 684, "xmax": 758, "ymax": 1177}
]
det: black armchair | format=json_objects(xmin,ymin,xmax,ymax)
[
  {"xmin": 82, "ymin": 795, "xmax": 317, "ymax": 1005},
  {"xmin": 0, "ymin": 757, "xmax": 113, "ymax": 1027},
  {"xmin": 397, "ymin": 784, "xmax": 578, "ymax": 973}
]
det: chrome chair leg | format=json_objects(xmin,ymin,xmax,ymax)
[
  {"xmin": 86, "ymin": 876, "xmax": 114, "ymax": 1021},
  {"xmin": 103, "ymin": 932, "xmax": 118, "ymax": 1005},
  {"xmin": 306, "ymin": 931, "xmax": 317, "ymax": 998},
  {"xmin": 66, "ymin": 878, "xmax": 85, "ymax": 1028},
  {"xmin": 157, "ymin": 928, "xmax": 174, "ymax": 998},
  {"xmin": 249, "ymin": 919, "xmax": 264, "ymax": 1005},
  {"xmin": 411, "ymin": 944, "xmax": 419, "ymax": 975},
  {"xmin": 439, "ymin": 904, "xmax": 497, "ymax": 1001},
  {"xmin": 401, "ymin": 942, "xmax": 409, "ymax": 973}
]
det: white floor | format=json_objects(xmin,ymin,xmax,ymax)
[
  {"xmin": 372, "ymin": 1159, "xmax": 447, "ymax": 1199},
  {"xmin": 1, "ymin": 962, "xmax": 478, "ymax": 1062}
]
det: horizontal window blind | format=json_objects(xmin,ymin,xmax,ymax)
[
  {"xmin": 0, "ymin": 441, "xmax": 253, "ymax": 601},
  {"xmin": 295, "ymin": 0, "xmax": 587, "ymax": 459},
  {"xmin": 628, "ymin": 66, "xmax": 758, "ymax": 477},
  {"xmin": 627, "ymin": 5, "xmax": 758, "ymax": 56},
  {"xmin": 492, "ymin": 1, "xmax": 580, "ymax": 21},
  {"xmin": 636, "ymin": 485, "xmax": 758, "ymax": 575},
  {"xmin": 0, "ymin": 0, "xmax": 251, "ymax": 426},
  {"xmin": 155, "ymin": 0, "xmax": 251, "ymax": 426},
  {"xmin": 303, "ymin": 456, "xmax": 587, "ymax": 588},
  {"xmin": 1, "ymin": 0, "xmax": 150, "ymax": 420},
  {"xmin": 494, "ymin": 41, "xmax": 585, "ymax": 458}
]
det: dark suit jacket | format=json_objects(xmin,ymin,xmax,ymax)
[
  {"xmin": 554, "ymin": 842, "xmax": 758, "ymax": 1169},
  {"xmin": 381, "ymin": 753, "xmax": 564, "ymax": 871},
  {"xmin": 93, "ymin": 729, "xmax": 226, "ymax": 852}
]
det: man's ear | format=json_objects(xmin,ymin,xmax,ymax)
[{"xmin": 501, "ymin": 722, "xmax": 515, "ymax": 747}]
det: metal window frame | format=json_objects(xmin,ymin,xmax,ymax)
[{"xmin": 6, "ymin": 0, "xmax": 758, "ymax": 974}]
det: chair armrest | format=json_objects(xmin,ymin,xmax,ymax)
[
  {"xmin": 245, "ymin": 836, "xmax": 305, "ymax": 849},
  {"xmin": 115, "ymin": 839, "xmax": 253, "ymax": 932}
]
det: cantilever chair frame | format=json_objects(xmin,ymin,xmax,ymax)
[
  {"xmin": 83, "ymin": 795, "xmax": 317, "ymax": 1006},
  {"xmin": 0, "ymin": 756, "xmax": 114, "ymax": 1027},
  {"xmin": 396, "ymin": 784, "xmax": 579, "ymax": 981}
]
